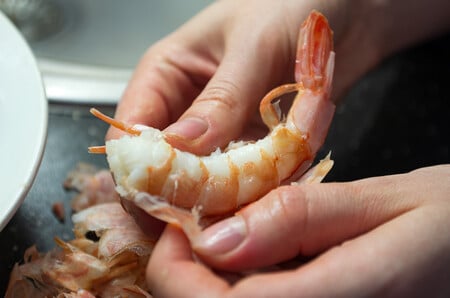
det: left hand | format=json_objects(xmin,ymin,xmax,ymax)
[
  {"xmin": 106, "ymin": 0, "xmax": 355, "ymax": 155},
  {"xmin": 146, "ymin": 165, "xmax": 450, "ymax": 297}
]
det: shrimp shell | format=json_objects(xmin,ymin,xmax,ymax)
[{"xmin": 5, "ymin": 203, "xmax": 153, "ymax": 298}]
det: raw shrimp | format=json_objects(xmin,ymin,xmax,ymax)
[{"xmin": 89, "ymin": 11, "xmax": 335, "ymax": 226}]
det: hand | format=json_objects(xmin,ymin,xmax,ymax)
[
  {"xmin": 146, "ymin": 165, "xmax": 450, "ymax": 297},
  {"xmin": 107, "ymin": 0, "xmax": 450, "ymax": 155},
  {"xmin": 106, "ymin": 0, "xmax": 358, "ymax": 154}
]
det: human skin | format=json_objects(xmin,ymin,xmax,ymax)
[
  {"xmin": 107, "ymin": 0, "xmax": 450, "ymax": 152},
  {"xmin": 105, "ymin": 0, "xmax": 450, "ymax": 296},
  {"xmin": 148, "ymin": 165, "xmax": 450, "ymax": 297}
]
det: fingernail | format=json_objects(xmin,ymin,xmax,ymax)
[
  {"xmin": 165, "ymin": 117, "xmax": 208, "ymax": 140},
  {"xmin": 194, "ymin": 216, "xmax": 247, "ymax": 255}
]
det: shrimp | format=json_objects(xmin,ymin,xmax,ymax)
[{"xmin": 89, "ymin": 11, "xmax": 335, "ymax": 229}]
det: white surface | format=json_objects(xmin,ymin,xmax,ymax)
[{"xmin": 0, "ymin": 12, "xmax": 47, "ymax": 231}]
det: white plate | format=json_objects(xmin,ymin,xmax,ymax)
[{"xmin": 0, "ymin": 12, "xmax": 47, "ymax": 231}]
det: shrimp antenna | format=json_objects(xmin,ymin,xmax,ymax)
[
  {"xmin": 88, "ymin": 108, "xmax": 142, "ymax": 154},
  {"xmin": 88, "ymin": 146, "xmax": 106, "ymax": 154},
  {"xmin": 90, "ymin": 108, "xmax": 141, "ymax": 136}
]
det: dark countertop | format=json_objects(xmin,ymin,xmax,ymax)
[{"xmin": 1, "ymin": 34, "xmax": 449, "ymax": 294}]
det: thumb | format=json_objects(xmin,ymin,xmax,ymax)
[
  {"xmin": 191, "ymin": 174, "xmax": 418, "ymax": 271},
  {"xmin": 164, "ymin": 39, "xmax": 287, "ymax": 155}
]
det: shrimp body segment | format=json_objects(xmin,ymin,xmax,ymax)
[
  {"xmin": 105, "ymin": 122, "xmax": 310, "ymax": 217},
  {"xmin": 91, "ymin": 11, "xmax": 335, "ymax": 219}
]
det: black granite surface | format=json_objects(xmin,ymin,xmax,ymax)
[{"xmin": 1, "ymin": 34, "xmax": 449, "ymax": 294}]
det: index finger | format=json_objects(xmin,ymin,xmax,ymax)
[{"xmin": 107, "ymin": 42, "xmax": 216, "ymax": 140}]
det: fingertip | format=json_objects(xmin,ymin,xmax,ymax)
[
  {"xmin": 192, "ymin": 215, "xmax": 247, "ymax": 257},
  {"xmin": 165, "ymin": 117, "xmax": 209, "ymax": 139},
  {"xmin": 163, "ymin": 109, "xmax": 242, "ymax": 155},
  {"xmin": 163, "ymin": 117, "xmax": 213, "ymax": 155}
]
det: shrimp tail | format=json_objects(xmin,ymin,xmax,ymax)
[
  {"xmin": 287, "ymin": 10, "xmax": 336, "ymax": 154},
  {"xmin": 260, "ymin": 10, "xmax": 334, "ymax": 131},
  {"xmin": 295, "ymin": 10, "xmax": 334, "ymax": 92}
]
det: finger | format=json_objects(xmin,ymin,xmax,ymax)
[
  {"xmin": 229, "ymin": 204, "xmax": 450, "ymax": 297},
  {"xmin": 192, "ymin": 172, "xmax": 423, "ymax": 271},
  {"xmin": 146, "ymin": 224, "xmax": 229, "ymax": 297},
  {"xmin": 289, "ymin": 89, "xmax": 336, "ymax": 155},
  {"xmin": 164, "ymin": 28, "xmax": 291, "ymax": 155},
  {"xmin": 106, "ymin": 2, "xmax": 227, "ymax": 141},
  {"xmin": 280, "ymin": 91, "xmax": 336, "ymax": 184},
  {"xmin": 148, "ymin": 181, "xmax": 450, "ymax": 297},
  {"xmin": 106, "ymin": 42, "xmax": 217, "ymax": 140}
]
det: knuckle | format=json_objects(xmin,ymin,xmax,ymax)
[
  {"xmin": 196, "ymin": 79, "xmax": 241, "ymax": 111},
  {"xmin": 270, "ymin": 186, "xmax": 309, "ymax": 236}
]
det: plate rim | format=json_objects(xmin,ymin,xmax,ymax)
[{"xmin": 0, "ymin": 11, "xmax": 48, "ymax": 231}]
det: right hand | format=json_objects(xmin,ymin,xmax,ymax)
[{"xmin": 147, "ymin": 165, "xmax": 450, "ymax": 297}]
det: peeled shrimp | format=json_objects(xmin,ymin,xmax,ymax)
[{"xmin": 89, "ymin": 11, "xmax": 335, "ymax": 227}]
